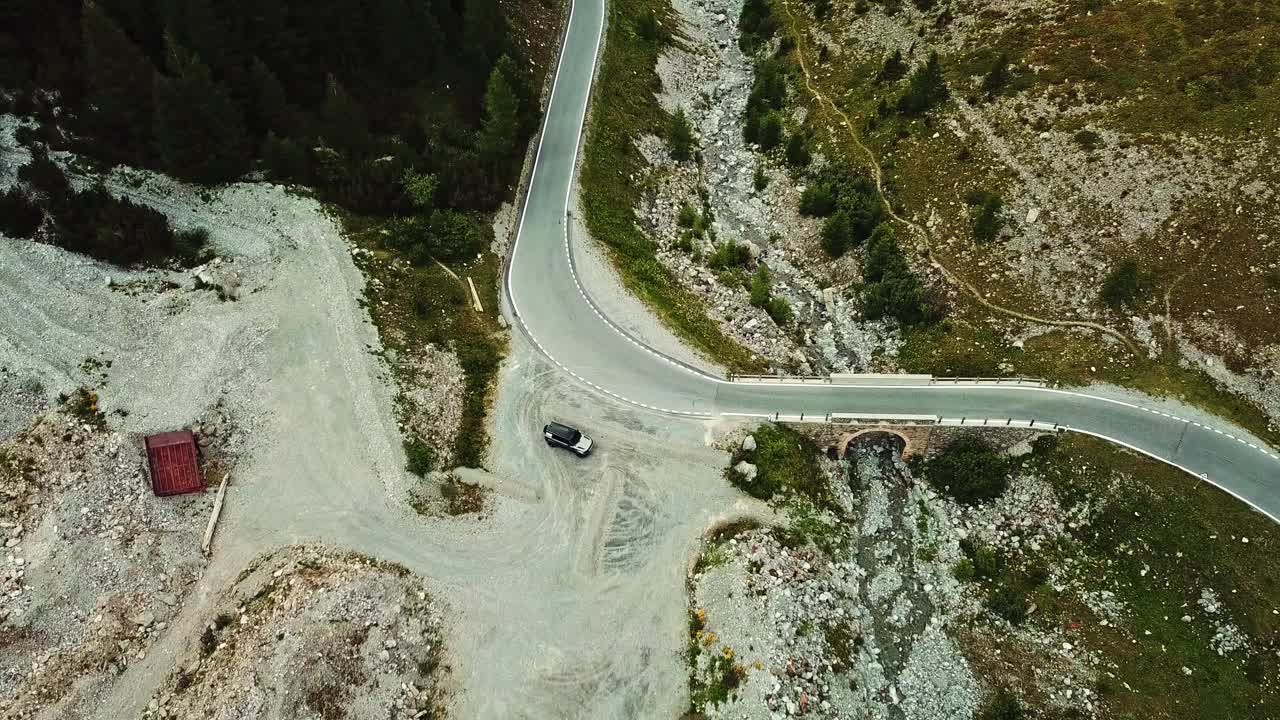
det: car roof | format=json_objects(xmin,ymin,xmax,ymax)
[{"xmin": 547, "ymin": 421, "xmax": 577, "ymax": 436}]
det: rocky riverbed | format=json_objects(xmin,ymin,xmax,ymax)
[
  {"xmin": 634, "ymin": 0, "xmax": 902, "ymax": 374},
  {"xmin": 685, "ymin": 429, "xmax": 1279, "ymax": 718}
]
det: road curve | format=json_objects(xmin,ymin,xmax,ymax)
[{"xmin": 505, "ymin": 0, "xmax": 1280, "ymax": 521}]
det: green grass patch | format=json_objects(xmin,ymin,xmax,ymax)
[
  {"xmin": 726, "ymin": 424, "xmax": 827, "ymax": 504},
  {"xmin": 59, "ymin": 386, "xmax": 106, "ymax": 429},
  {"xmin": 579, "ymin": 0, "xmax": 765, "ymax": 373},
  {"xmin": 925, "ymin": 435, "xmax": 1010, "ymax": 505},
  {"xmin": 727, "ymin": 424, "xmax": 848, "ymax": 552},
  {"xmin": 343, "ymin": 212, "xmax": 506, "ymax": 470},
  {"xmin": 1029, "ymin": 434, "xmax": 1280, "ymax": 718}
]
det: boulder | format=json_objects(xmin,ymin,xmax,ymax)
[
  {"xmin": 734, "ymin": 460, "xmax": 758, "ymax": 483},
  {"xmin": 741, "ymin": 435, "xmax": 757, "ymax": 452}
]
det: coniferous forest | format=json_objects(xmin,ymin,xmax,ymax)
[{"xmin": 0, "ymin": 0, "xmax": 538, "ymax": 216}]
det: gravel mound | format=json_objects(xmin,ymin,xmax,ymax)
[
  {"xmin": 0, "ymin": 411, "xmax": 210, "ymax": 719},
  {"xmin": 143, "ymin": 546, "xmax": 449, "ymax": 720}
]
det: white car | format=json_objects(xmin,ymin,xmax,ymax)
[{"xmin": 543, "ymin": 421, "xmax": 593, "ymax": 457}]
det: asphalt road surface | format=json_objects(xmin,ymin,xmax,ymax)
[{"xmin": 505, "ymin": 0, "xmax": 1280, "ymax": 520}]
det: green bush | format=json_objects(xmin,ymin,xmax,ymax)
[
  {"xmin": 952, "ymin": 558, "xmax": 976, "ymax": 582},
  {"xmin": 1265, "ymin": 270, "xmax": 1280, "ymax": 292},
  {"xmin": 972, "ymin": 544, "xmax": 1001, "ymax": 580},
  {"xmin": 708, "ymin": 242, "xmax": 752, "ymax": 270},
  {"xmin": 0, "ymin": 186, "xmax": 44, "ymax": 238},
  {"xmin": 744, "ymin": 57, "xmax": 789, "ymax": 146},
  {"xmin": 979, "ymin": 688, "xmax": 1026, "ymax": 720},
  {"xmin": 748, "ymin": 265, "xmax": 791, "ymax": 326},
  {"xmin": 753, "ymin": 163, "xmax": 769, "ymax": 192},
  {"xmin": 636, "ymin": 11, "xmax": 668, "ymax": 43},
  {"xmin": 821, "ymin": 211, "xmax": 854, "ymax": 257},
  {"xmin": 800, "ymin": 167, "xmax": 885, "ymax": 255},
  {"xmin": 799, "ymin": 185, "xmax": 837, "ymax": 217},
  {"xmin": 862, "ymin": 223, "xmax": 940, "ymax": 325},
  {"xmin": 404, "ymin": 438, "xmax": 437, "ymax": 477},
  {"xmin": 757, "ymin": 111, "xmax": 784, "ymax": 150},
  {"xmin": 676, "ymin": 229, "xmax": 696, "ymax": 253},
  {"xmin": 667, "ymin": 107, "xmax": 696, "ymax": 162},
  {"xmin": 401, "ymin": 209, "xmax": 491, "ymax": 264},
  {"xmin": 966, "ymin": 190, "xmax": 1004, "ymax": 243},
  {"xmin": 59, "ymin": 386, "xmax": 106, "ymax": 428},
  {"xmin": 765, "ymin": 296, "xmax": 792, "ymax": 325},
  {"xmin": 749, "ymin": 265, "xmax": 772, "ymax": 307},
  {"xmin": 17, "ymin": 146, "xmax": 72, "ymax": 203},
  {"xmin": 988, "ymin": 582, "xmax": 1028, "ymax": 624},
  {"xmin": 807, "ymin": 0, "xmax": 833, "ymax": 20},
  {"xmin": 738, "ymin": 0, "xmax": 778, "ymax": 53},
  {"xmin": 925, "ymin": 435, "xmax": 1009, "ymax": 504},
  {"xmin": 1100, "ymin": 259, "xmax": 1151, "ymax": 309},
  {"xmin": 726, "ymin": 424, "xmax": 826, "ymax": 505},
  {"xmin": 1073, "ymin": 129, "xmax": 1104, "ymax": 150},
  {"xmin": 981, "ymin": 52, "xmax": 1012, "ymax": 95},
  {"xmin": 678, "ymin": 202, "xmax": 699, "ymax": 228}
]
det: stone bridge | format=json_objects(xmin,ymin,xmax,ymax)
[{"xmin": 797, "ymin": 422, "xmax": 1043, "ymax": 460}]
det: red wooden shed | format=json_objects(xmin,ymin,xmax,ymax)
[{"xmin": 144, "ymin": 430, "xmax": 203, "ymax": 496}]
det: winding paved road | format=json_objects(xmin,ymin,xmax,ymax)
[{"xmin": 505, "ymin": 0, "xmax": 1280, "ymax": 521}]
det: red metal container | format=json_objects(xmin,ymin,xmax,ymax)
[{"xmin": 144, "ymin": 430, "xmax": 203, "ymax": 496}]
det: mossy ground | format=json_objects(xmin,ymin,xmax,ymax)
[
  {"xmin": 342, "ymin": 212, "xmax": 506, "ymax": 470},
  {"xmin": 579, "ymin": 0, "xmax": 766, "ymax": 373},
  {"xmin": 1025, "ymin": 434, "xmax": 1280, "ymax": 719}
]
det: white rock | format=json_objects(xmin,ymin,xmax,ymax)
[
  {"xmin": 742, "ymin": 435, "xmax": 757, "ymax": 452},
  {"xmin": 734, "ymin": 461, "xmax": 758, "ymax": 483}
]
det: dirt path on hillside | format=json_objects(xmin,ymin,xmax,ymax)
[{"xmin": 776, "ymin": 0, "xmax": 1137, "ymax": 355}]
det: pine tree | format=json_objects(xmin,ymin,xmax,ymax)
[
  {"xmin": 667, "ymin": 107, "xmax": 695, "ymax": 162},
  {"xmin": 478, "ymin": 62, "xmax": 521, "ymax": 172},
  {"xmin": 373, "ymin": 0, "xmax": 440, "ymax": 86},
  {"xmin": 821, "ymin": 210, "xmax": 853, "ymax": 257},
  {"xmin": 160, "ymin": 0, "xmax": 234, "ymax": 75},
  {"xmin": 463, "ymin": 0, "xmax": 507, "ymax": 82},
  {"xmin": 897, "ymin": 51, "xmax": 949, "ymax": 116},
  {"xmin": 492, "ymin": 54, "xmax": 535, "ymax": 135},
  {"xmin": 877, "ymin": 49, "xmax": 907, "ymax": 83},
  {"xmin": 81, "ymin": 2, "xmax": 156, "ymax": 159},
  {"xmin": 981, "ymin": 53, "xmax": 1011, "ymax": 96},
  {"xmin": 249, "ymin": 57, "xmax": 292, "ymax": 135},
  {"xmin": 786, "ymin": 131, "xmax": 811, "ymax": 167},
  {"xmin": 153, "ymin": 40, "xmax": 251, "ymax": 183},
  {"xmin": 320, "ymin": 75, "xmax": 370, "ymax": 155}
]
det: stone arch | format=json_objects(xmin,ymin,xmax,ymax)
[{"xmin": 839, "ymin": 428, "xmax": 914, "ymax": 458}]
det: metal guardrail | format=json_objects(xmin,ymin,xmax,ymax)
[
  {"xmin": 930, "ymin": 377, "xmax": 1047, "ymax": 387},
  {"xmin": 729, "ymin": 373, "xmax": 1048, "ymax": 387},
  {"xmin": 731, "ymin": 375, "xmax": 832, "ymax": 384},
  {"xmin": 765, "ymin": 413, "xmax": 1068, "ymax": 431}
]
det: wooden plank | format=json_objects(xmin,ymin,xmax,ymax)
[
  {"xmin": 432, "ymin": 257, "xmax": 460, "ymax": 281},
  {"xmin": 201, "ymin": 473, "xmax": 230, "ymax": 556},
  {"xmin": 466, "ymin": 276, "xmax": 484, "ymax": 313}
]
